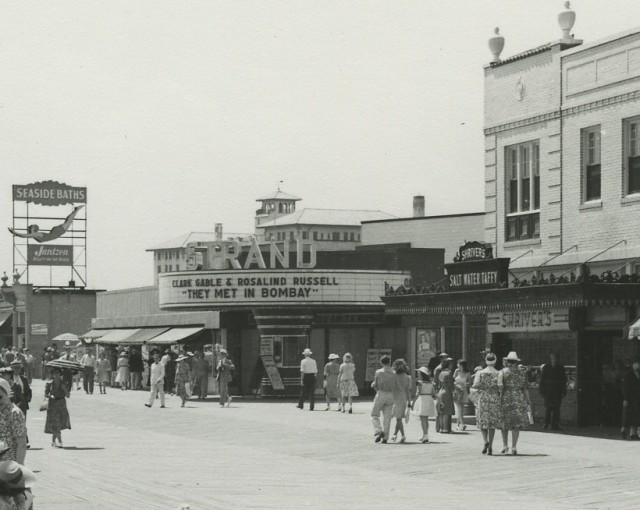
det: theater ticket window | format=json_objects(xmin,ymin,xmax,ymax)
[
  {"xmin": 270, "ymin": 336, "xmax": 308, "ymax": 368},
  {"xmin": 505, "ymin": 140, "xmax": 540, "ymax": 241}
]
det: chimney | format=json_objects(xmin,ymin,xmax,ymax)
[
  {"xmin": 413, "ymin": 196, "xmax": 425, "ymax": 218},
  {"xmin": 214, "ymin": 223, "xmax": 223, "ymax": 241}
]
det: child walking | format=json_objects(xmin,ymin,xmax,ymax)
[{"xmin": 412, "ymin": 366, "xmax": 437, "ymax": 443}]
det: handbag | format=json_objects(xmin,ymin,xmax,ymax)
[
  {"xmin": 39, "ymin": 399, "xmax": 49, "ymax": 412},
  {"xmin": 404, "ymin": 406, "xmax": 411, "ymax": 424},
  {"xmin": 184, "ymin": 382, "xmax": 192, "ymax": 398}
]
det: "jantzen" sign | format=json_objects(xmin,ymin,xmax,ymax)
[
  {"xmin": 487, "ymin": 310, "xmax": 570, "ymax": 333},
  {"xmin": 27, "ymin": 245, "xmax": 74, "ymax": 266}
]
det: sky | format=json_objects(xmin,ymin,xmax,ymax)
[{"xmin": 1, "ymin": 0, "xmax": 639, "ymax": 291}]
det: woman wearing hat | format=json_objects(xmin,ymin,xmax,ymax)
[
  {"xmin": 115, "ymin": 351, "xmax": 130, "ymax": 390},
  {"xmin": 323, "ymin": 354, "xmax": 341, "ymax": 411},
  {"xmin": 498, "ymin": 351, "xmax": 531, "ymax": 455},
  {"xmin": 472, "ymin": 353, "xmax": 503, "ymax": 455},
  {"xmin": 44, "ymin": 368, "xmax": 71, "ymax": 448},
  {"xmin": 337, "ymin": 353, "xmax": 359, "ymax": 413},
  {"xmin": 174, "ymin": 355, "xmax": 192, "ymax": 408},
  {"xmin": 412, "ymin": 367, "xmax": 436, "ymax": 443}
]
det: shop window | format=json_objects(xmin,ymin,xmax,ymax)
[
  {"xmin": 505, "ymin": 140, "xmax": 540, "ymax": 241},
  {"xmin": 624, "ymin": 117, "xmax": 640, "ymax": 195},
  {"xmin": 272, "ymin": 336, "xmax": 307, "ymax": 368}
]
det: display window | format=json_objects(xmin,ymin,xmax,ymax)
[{"xmin": 261, "ymin": 335, "xmax": 307, "ymax": 368}]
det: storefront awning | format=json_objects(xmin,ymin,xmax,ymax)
[
  {"xmin": 94, "ymin": 329, "xmax": 141, "ymax": 345},
  {"xmin": 628, "ymin": 318, "xmax": 640, "ymax": 339},
  {"xmin": 147, "ymin": 327, "xmax": 204, "ymax": 345},
  {"xmin": 114, "ymin": 327, "xmax": 170, "ymax": 345},
  {"xmin": 80, "ymin": 329, "xmax": 107, "ymax": 340},
  {"xmin": 0, "ymin": 309, "xmax": 12, "ymax": 328}
]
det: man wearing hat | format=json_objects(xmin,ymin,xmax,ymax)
[
  {"xmin": 22, "ymin": 350, "xmax": 34, "ymax": 384},
  {"xmin": 297, "ymin": 348, "xmax": 317, "ymax": 411},
  {"xmin": 80, "ymin": 348, "xmax": 96, "ymax": 395},
  {"xmin": 216, "ymin": 348, "xmax": 235, "ymax": 407},
  {"xmin": 0, "ymin": 369, "xmax": 24, "ymax": 418}
]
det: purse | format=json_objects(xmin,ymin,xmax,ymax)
[{"xmin": 39, "ymin": 399, "xmax": 49, "ymax": 412}]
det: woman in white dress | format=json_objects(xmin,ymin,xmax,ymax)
[
  {"xmin": 337, "ymin": 353, "xmax": 359, "ymax": 413},
  {"xmin": 115, "ymin": 352, "xmax": 130, "ymax": 390},
  {"xmin": 453, "ymin": 359, "xmax": 471, "ymax": 431},
  {"xmin": 411, "ymin": 366, "xmax": 436, "ymax": 443}
]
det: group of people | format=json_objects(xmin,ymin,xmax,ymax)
[
  {"xmin": 0, "ymin": 348, "xmax": 35, "ymax": 384},
  {"xmin": 298, "ymin": 349, "xmax": 359, "ymax": 413}
]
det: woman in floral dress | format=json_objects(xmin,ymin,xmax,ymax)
[
  {"xmin": 498, "ymin": 351, "xmax": 531, "ymax": 455},
  {"xmin": 44, "ymin": 368, "xmax": 71, "ymax": 448},
  {"xmin": 174, "ymin": 355, "xmax": 191, "ymax": 408},
  {"xmin": 0, "ymin": 379, "xmax": 26, "ymax": 463},
  {"xmin": 337, "ymin": 353, "xmax": 359, "ymax": 413},
  {"xmin": 472, "ymin": 353, "xmax": 502, "ymax": 455}
]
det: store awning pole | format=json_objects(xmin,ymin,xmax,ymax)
[{"xmin": 461, "ymin": 313, "xmax": 469, "ymax": 360}]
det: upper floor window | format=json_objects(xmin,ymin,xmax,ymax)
[
  {"xmin": 624, "ymin": 117, "xmax": 640, "ymax": 195},
  {"xmin": 505, "ymin": 141, "xmax": 540, "ymax": 241},
  {"xmin": 332, "ymin": 232, "xmax": 339, "ymax": 241},
  {"xmin": 582, "ymin": 126, "xmax": 601, "ymax": 201},
  {"xmin": 302, "ymin": 231, "xmax": 308, "ymax": 240},
  {"xmin": 312, "ymin": 231, "xmax": 317, "ymax": 241}
]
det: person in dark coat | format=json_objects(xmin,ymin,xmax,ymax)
[
  {"xmin": 539, "ymin": 352, "xmax": 567, "ymax": 430},
  {"xmin": 128, "ymin": 348, "xmax": 144, "ymax": 390},
  {"xmin": 621, "ymin": 360, "xmax": 640, "ymax": 440}
]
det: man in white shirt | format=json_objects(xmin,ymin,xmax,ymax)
[
  {"xmin": 145, "ymin": 353, "xmax": 166, "ymax": 408},
  {"xmin": 297, "ymin": 348, "xmax": 318, "ymax": 411},
  {"xmin": 80, "ymin": 349, "xmax": 96, "ymax": 395}
]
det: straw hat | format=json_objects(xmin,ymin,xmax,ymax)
[
  {"xmin": 505, "ymin": 351, "xmax": 521, "ymax": 363},
  {"xmin": 0, "ymin": 460, "xmax": 36, "ymax": 488},
  {"xmin": 416, "ymin": 366, "xmax": 430, "ymax": 376},
  {"xmin": 302, "ymin": 348, "xmax": 312, "ymax": 356},
  {"xmin": 328, "ymin": 353, "xmax": 339, "ymax": 360}
]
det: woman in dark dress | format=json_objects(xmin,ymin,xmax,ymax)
[
  {"xmin": 437, "ymin": 358, "xmax": 455, "ymax": 433},
  {"xmin": 45, "ymin": 368, "xmax": 71, "ymax": 448}
]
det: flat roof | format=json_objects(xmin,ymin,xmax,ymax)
[{"xmin": 362, "ymin": 212, "xmax": 484, "ymax": 224}]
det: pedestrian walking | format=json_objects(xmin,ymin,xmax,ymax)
[
  {"xmin": 621, "ymin": 360, "xmax": 640, "ymax": 440},
  {"xmin": 412, "ymin": 367, "xmax": 436, "ymax": 443},
  {"xmin": 175, "ymin": 355, "xmax": 191, "ymax": 408},
  {"xmin": 129, "ymin": 348, "xmax": 144, "ymax": 390},
  {"xmin": 297, "ymin": 348, "xmax": 316, "ymax": 411},
  {"xmin": 0, "ymin": 378, "xmax": 26, "ymax": 464},
  {"xmin": 165, "ymin": 352, "xmax": 177, "ymax": 395},
  {"xmin": 498, "ymin": 352, "xmax": 531, "ymax": 455},
  {"xmin": 23, "ymin": 349, "xmax": 34, "ymax": 384},
  {"xmin": 95, "ymin": 351, "xmax": 111, "ymax": 394},
  {"xmin": 539, "ymin": 352, "xmax": 567, "ymax": 431},
  {"xmin": 390, "ymin": 359, "xmax": 411, "ymax": 443},
  {"xmin": 453, "ymin": 359, "xmax": 470, "ymax": 431},
  {"xmin": 323, "ymin": 354, "xmax": 341, "ymax": 411},
  {"xmin": 115, "ymin": 351, "xmax": 130, "ymax": 390},
  {"xmin": 145, "ymin": 353, "xmax": 165, "ymax": 408},
  {"xmin": 44, "ymin": 368, "xmax": 71, "ymax": 449},
  {"xmin": 471, "ymin": 353, "xmax": 502, "ymax": 455},
  {"xmin": 80, "ymin": 349, "xmax": 96, "ymax": 394},
  {"xmin": 9, "ymin": 361, "xmax": 31, "ymax": 448},
  {"xmin": 432, "ymin": 352, "xmax": 448, "ymax": 432},
  {"xmin": 216, "ymin": 349, "xmax": 235, "ymax": 407},
  {"xmin": 337, "ymin": 352, "xmax": 359, "ymax": 414},
  {"xmin": 42, "ymin": 347, "xmax": 52, "ymax": 380},
  {"xmin": 370, "ymin": 355, "xmax": 395, "ymax": 444},
  {"xmin": 192, "ymin": 351, "xmax": 210, "ymax": 400},
  {"xmin": 436, "ymin": 358, "xmax": 455, "ymax": 433}
]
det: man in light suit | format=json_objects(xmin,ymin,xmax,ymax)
[
  {"xmin": 145, "ymin": 353, "xmax": 165, "ymax": 408},
  {"xmin": 216, "ymin": 349, "xmax": 235, "ymax": 407}
]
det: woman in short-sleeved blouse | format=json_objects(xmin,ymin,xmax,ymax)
[
  {"xmin": 95, "ymin": 352, "xmax": 111, "ymax": 394},
  {"xmin": 45, "ymin": 368, "xmax": 71, "ymax": 448},
  {"xmin": 0, "ymin": 380, "xmax": 26, "ymax": 463},
  {"xmin": 498, "ymin": 352, "xmax": 531, "ymax": 455},
  {"xmin": 472, "ymin": 353, "xmax": 502, "ymax": 455},
  {"xmin": 115, "ymin": 353, "xmax": 130, "ymax": 390},
  {"xmin": 337, "ymin": 353, "xmax": 359, "ymax": 413},
  {"xmin": 323, "ymin": 355, "xmax": 341, "ymax": 411},
  {"xmin": 174, "ymin": 357, "xmax": 191, "ymax": 407}
]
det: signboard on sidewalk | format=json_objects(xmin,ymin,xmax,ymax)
[
  {"xmin": 365, "ymin": 348, "xmax": 392, "ymax": 382},
  {"xmin": 261, "ymin": 355, "xmax": 285, "ymax": 390}
]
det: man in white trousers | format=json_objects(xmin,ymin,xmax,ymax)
[{"xmin": 145, "ymin": 352, "xmax": 166, "ymax": 408}]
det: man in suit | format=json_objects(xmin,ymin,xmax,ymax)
[
  {"xmin": 540, "ymin": 352, "xmax": 567, "ymax": 430},
  {"xmin": 621, "ymin": 360, "xmax": 640, "ymax": 440},
  {"xmin": 216, "ymin": 349, "xmax": 235, "ymax": 407}
]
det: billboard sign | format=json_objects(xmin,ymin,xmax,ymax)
[
  {"xmin": 27, "ymin": 245, "xmax": 74, "ymax": 266},
  {"xmin": 13, "ymin": 181, "xmax": 87, "ymax": 206}
]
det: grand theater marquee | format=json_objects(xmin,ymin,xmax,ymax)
[{"xmin": 159, "ymin": 270, "xmax": 408, "ymax": 309}]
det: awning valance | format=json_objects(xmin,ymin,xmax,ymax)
[
  {"xmin": 147, "ymin": 327, "xmax": 204, "ymax": 345},
  {"xmin": 95, "ymin": 329, "xmax": 141, "ymax": 344},
  {"xmin": 628, "ymin": 318, "xmax": 640, "ymax": 340}
]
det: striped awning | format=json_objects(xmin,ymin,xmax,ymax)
[
  {"xmin": 80, "ymin": 329, "xmax": 107, "ymax": 340},
  {"xmin": 147, "ymin": 327, "xmax": 204, "ymax": 345},
  {"xmin": 94, "ymin": 329, "xmax": 141, "ymax": 344},
  {"xmin": 114, "ymin": 327, "xmax": 169, "ymax": 345}
]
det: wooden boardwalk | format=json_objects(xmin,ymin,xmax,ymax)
[{"xmin": 22, "ymin": 381, "xmax": 640, "ymax": 509}]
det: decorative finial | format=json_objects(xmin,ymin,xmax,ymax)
[
  {"xmin": 558, "ymin": 1, "xmax": 576, "ymax": 40},
  {"xmin": 488, "ymin": 27, "xmax": 505, "ymax": 64},
  {"xmin": 0, "ymin": 273, "xmax": 7, "ymax": 288}
]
